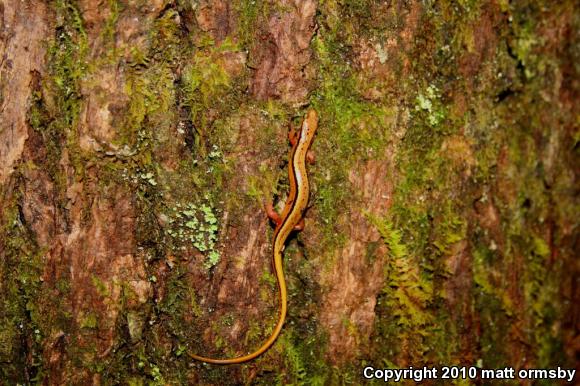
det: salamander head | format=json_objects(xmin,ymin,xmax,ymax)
[{"xmin": 301, "ymin": 109, "xmax": 319, "ymax": 144}]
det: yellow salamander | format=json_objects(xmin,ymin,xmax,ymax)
[{"xmin": 189, "ymin": 109, "xmax": 318, "ymax": 364}]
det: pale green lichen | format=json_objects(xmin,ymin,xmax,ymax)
[
  {"xmin": 414, "ymin": 85, "xmax": 446, "ymax": 127},
  {"xmin": 165, "ymin": 196, "xmax": 221, "ymax": 269}
]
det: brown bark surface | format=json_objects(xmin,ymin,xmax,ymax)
[{"xmin": 1, "ymin": 1, "xmax": 578, "ymax": 384}]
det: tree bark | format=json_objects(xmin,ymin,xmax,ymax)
[{"xmin": 1, "ymin": 0, "xmax": 577, "ymax": 384}]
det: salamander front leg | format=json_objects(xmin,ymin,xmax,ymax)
[
  {"xmin": 293, "ymin": 217, "xmax": 305, "ymax": 231},
  {"xmin": 306, "ymin": 150, "xmax": 315, "ymax": 164},
  {"xmin": 288, "ymin": 124, "xmax": 299, "ymax": 146}
]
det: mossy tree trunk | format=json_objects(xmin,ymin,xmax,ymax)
[{"xmin": 1, "ymin": 0, "xmax": 577, "ymax": 384}]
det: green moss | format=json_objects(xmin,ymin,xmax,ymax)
[
  {"xmin": 24, "ymin": 0, "xmax": 90, "ymax": 189},
  {"xmin": 91, "ymin": 275, "xmax": 110, "ymax": 298},
  {"xmin": 235, "ymin": 0, "xmax": 269, "ymax": 47},
  {"xmin": 102, "ymin": 0, "xmax": 120, "ymax": 43},
  {"xmin": 0, "ymin": 196, "xmax": 45, "ymax": 381},
  {"xmin": 368, "ymin": 214, "xmax": 434, "ymax": 362},
  {"xmin": 154, "ymin": 268, "xmax": 192, "ymax": 342},
  {"xmin": 122, "ymin": 64, "xmax": 175, "ymax": 146},
  {"xmin": 181, "ymin": 39, "xmax": 237, "ymax": 152},
  {"xmin": 50, "ymin": 0, "xmax": 88, "ymax": 105},
  {"xmin": 251, "ymin": 329, "xmax": 330, "ymax": 386},
  {"xmin": 362, "ymin": 2, "xmax": 490, "ymax": 367},
  {"xmin": 309, "ymin": 26, "xmax": 396, "ymax": 252},
  {"xmin": 472, "ymin": 245, "xmax": 514, "ymax": 318},
  {"xmin": 280, "ymin": 334, "xmax": 307, "ymax": 384},
  {"xmin": 522, "ymin": 233, "xmax": 563, "ymax": 367},
  {"xmin": 321, "ymin": 0, "xmax": 395, "ymax": 38},
  {"xmin": 80, "ymin": 312, "xmax": 98, "ymax": 329}
]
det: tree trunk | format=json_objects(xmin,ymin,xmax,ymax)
[{"xmin": 1, "ymin": 0, "xmax": 577, "ymax": 384}]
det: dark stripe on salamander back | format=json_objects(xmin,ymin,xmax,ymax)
[{"xmin": 273, "ymin": 127, "xmax": 303, "ymax": 247}]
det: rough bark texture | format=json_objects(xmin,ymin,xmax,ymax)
[{"xmin": 1, "ymin": 0, "xmax": 578, "ymax": 385}]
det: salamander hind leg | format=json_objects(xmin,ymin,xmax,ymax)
[{"xmin": 265, "ymin": 202, "xmax": 283, "ymax": 226}]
